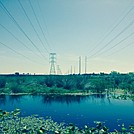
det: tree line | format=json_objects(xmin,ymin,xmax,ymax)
[{"xmin": 0, "ymin": 71, "xmax": 134, "ymax": 94}]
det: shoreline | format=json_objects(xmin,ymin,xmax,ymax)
[
  {"xmin": 0, "ymin": 91, "xmax": 132, "ymax": 96},
  {"xmin": 0, "ymin": 89, "xmax": 133, "ymax": 100},
  {"xmin": 0, "ymin": 92, "xmax": 94, "ymax": 96}
]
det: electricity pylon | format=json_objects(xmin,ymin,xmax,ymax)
[
  {"xmin": 57, "ymin": 65, "xmax": 62, "ymax": 75},
  {"xmin": 49, "ymin": 53, "xmax": 56, "ymax": 75}
]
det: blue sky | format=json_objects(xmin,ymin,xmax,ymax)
[{"xmin": 0, "ymin": 0, "xmax": 134, "ymax": 74}]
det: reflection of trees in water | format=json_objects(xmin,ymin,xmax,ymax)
[
  {"xmin": 107, "ymin": 97, "xmax": 111, "ymax": 104},
  {"xmin": 92, "ymin": 94, "xmax": 106, "ymax": 98},
  {"xmin": 0, "ymin": 95, "xmax": 6, "ymax": 105},
  {"xmin": 9, "ymin": 95, "xmax": 23, "ymax": 105},
  {"xmin": 41, "ymin": 95, "xmax": 88, "ymax": 105},
  {"xmin": 89, "ymin": 94, "xmax": 105, "ymax": 101},
  {"xmin": 88, "ymin": 94, "xmax": 111, "ymax": 104}
]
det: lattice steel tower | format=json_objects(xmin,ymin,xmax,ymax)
[
  {"xmin": 49, "ymin": 53, "xmax": 56, "ymax": 75},
  {"xmin": 57, "ymin": 65, "xmax": 62, "ymax": 75}
]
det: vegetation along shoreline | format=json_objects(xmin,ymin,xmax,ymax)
[{"xmin": 0, "ymin": 71, "xmax": 134, "ymax": 99}]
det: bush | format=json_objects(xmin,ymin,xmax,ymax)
[
  {"xmin": 44, "ymin": 76, "xmax": 55, "ymax": 87},
  {"xmin": 56, "ymin": 78, "xmax": 64, "ymax": 88},
  {"xmin": 10, "ymin": 83, "xmax": 22, "ymax": 93}
]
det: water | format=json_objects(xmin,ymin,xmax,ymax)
[{"xmin": 0, "ymin": 94, "xmax": 134, "ymax": 131}]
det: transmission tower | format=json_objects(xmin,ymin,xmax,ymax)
[
  {"xmin": 57, "ymin": 65, "xmax": 62, "ymax": 75},
  {"xmin": 49, "ymin": 53, "xmax": 56, "ymax": 75}
]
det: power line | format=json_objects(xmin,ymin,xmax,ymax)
[
  {"xmin": 18, "ymin": 0, "xmax": 49, "ymax": 54},
  {"xmin": 0, "ymin": 23, "xmax": 40, "ymax": 57},
  {"xmin": 36, "ymin": 0, "xmax": 48, "ymax": 33},
  {"xmin": 88, "ymin": 20, "xmax": 134, "ymax": 58},
  {"xmin": 87, "ymin": 6, "xmax": 134, "ymax": 55},
  {"xmin": 0, "ymin": 41, "xmax": 44, "ymax": 65},
  {"xmin": 99, "ymin": 32, "xmax": 134, "ymax": 56},
  {"xmin": 36, "ymin": 0, "xmax": 50, "ymax": 40},
  {"xmin": 0, "ymin": 0, "xmax": 48, "ymax": 61},
  {"xmin": 28, "ymin": 0, "xmax": 51, "ymax": 52},
  {"xmin": 107, "ymin": 41, "xmax": 134, "ymax": 57}
]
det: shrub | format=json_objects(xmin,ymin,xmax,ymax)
[
  {"xmin": 44, "ymin": 76, "xmax": 55, "ymax": 87},
  {"xmin": 10, "ymin": 83, "xmax": 22, "ymax": 93}
]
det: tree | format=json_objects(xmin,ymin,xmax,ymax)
[
  {"xmin": 0, "ymin": 78, "xmax": 6, "ymax": 88},
  {"xmin": 88, "ymin": 78, "xmax": 106, "ymax": 93}
]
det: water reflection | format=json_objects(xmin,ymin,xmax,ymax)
[
  {"xmin": 92, "ymin": 94, "xmax": 106, "ymax": 98},
  {"xmin": 0, "ymin": 95, "xmax": 23, "ymax": 106},
  {"xmin": 9, "ymin": 95, "xmax": 22, "ymax": 105},
  {"xmin": 0, "ymin": 94, "xmax": 108, "ymax": 106},
  {"xmin": 0, "ymin": 95, "xmax": 90, "ymax": 106},
  {"xmin": 41, "ymin": 95, "xmax": 89, "ymax": 105}
]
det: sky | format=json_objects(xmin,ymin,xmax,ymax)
[{"xmin": 0, "ymin": 0, "xmax": 134, "ymax": 74}]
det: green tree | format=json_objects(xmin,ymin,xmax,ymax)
[
  {"xmin": 0, "ymin": 78, "xmax": 6, "ymax": 88},
  {"xmin": 88, "ymin": 78, "xmax": 106, "ymax": 93}
]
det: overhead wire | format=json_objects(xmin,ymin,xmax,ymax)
[
  {"xmin": 107, "ymin": 41, "xmax": 134, "ymax": 57},
  {"xmin": 36, "ymin": 0, "xmax": 53, "ymax": 51},
  {"xmin": 17, "ymin": 0, "xmax": 49, "ymax": 54},
  {"xmin": 28, "ymin": 0, "xmax": 52, "ymax": 52},
  {"xmin": 87, "ymin": 5, "xmax": 134, "ymax": 56},
  {"xmin": 96, "ymin": 31, "xmax": 134, "ymax": 56},
  {"xmin": 88, "ymin": 20, "xmax": 134, "ymax": 58},
  {"xmin": 0, "ymin": 0, "xmax": 48, "ymax": 61},
  {"xmin": 0, "ymin": 23, "xmax": 39, "ymax": 56},
  {"xmin": 0, "ymin": 41, "xmax": 45, "ymax": 65}
]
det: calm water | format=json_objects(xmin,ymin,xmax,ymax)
[{"xmin": 0, "ymin": 94, "xmax": 134, "ymax": 131}]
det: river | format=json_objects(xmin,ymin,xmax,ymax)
[{"xmin": 0, "ymin": 94, "xmax": 134, "ymax": 131}]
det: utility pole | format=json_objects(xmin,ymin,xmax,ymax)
[
  {"xmin": 70, "ymin": 65, "xmax": 72, "ymax": 74},
  {"xmin": 49, "ymin": 53, "xmax": 56, "ymax": 75},
  {"xmin": 68, "ymin": 70, "xmax": 69, "ymax": 75},
  {"xmin": 79, "ymin": 56, "xmax": 81, "ymax": 74},
  {"xmin": 85, "ymin": 56, "xmax": 87, "ymax": 74},
  {"xmin": 74, "ymin": 66, "xmax": 75, "ymax": 74}
]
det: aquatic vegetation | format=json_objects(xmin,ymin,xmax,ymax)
[
  {"xmin": 111, "ymin": 93, "xmax": 134, "ymax": 101},
  {"xmin": 0, "ymin": 109, "xmax": 133, "ymax": 134},
  {"xmin": 0, "ymin": 109, "xmax": 65, "ymax": 134}
]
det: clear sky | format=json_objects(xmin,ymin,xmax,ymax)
[{"xmin": 0, "ymin": 0, "xmax": 134, "ymax": 74}]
